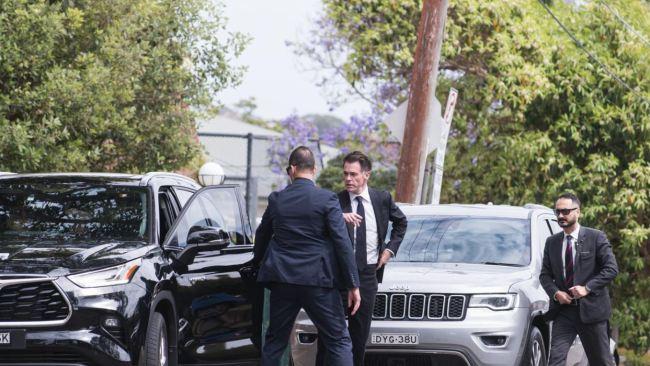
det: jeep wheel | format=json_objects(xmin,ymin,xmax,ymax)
[
  {"xmin": 142, "ymin": 312, "xmax": 169, "ymax": 366},
  {"xmin": 525, "ymin": 326, "xmax": 547, "ymax": 366}
]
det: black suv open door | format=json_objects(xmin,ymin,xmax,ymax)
[{"xmin": 163, "ymin": 185, "xmax": 260, "ymax": 365}]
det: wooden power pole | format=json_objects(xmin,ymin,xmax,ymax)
[{"xmin": 395, "ymin": 0, "xmax": 449, "ymax": 203}]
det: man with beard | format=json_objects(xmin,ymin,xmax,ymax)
[{"xmin": 540, "ymin": 193, "xmax": 618, "ymax": 366}]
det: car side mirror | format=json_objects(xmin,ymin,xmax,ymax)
[
  {"xmin": 187, "ymin": 225, "xmax": 230, "ymax": 249},
  {"xmin": 172, "ymin": 226, "xmax": 230, "ymax": 266}
]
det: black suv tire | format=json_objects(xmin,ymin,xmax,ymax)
[{"xmin": 142, "ymin": 312, "xmax": 170, "ymax": 366}]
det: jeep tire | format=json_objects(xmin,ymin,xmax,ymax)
[{"xmin": 524, "ymin": 326, "xmax": 547, "ymax": 366}]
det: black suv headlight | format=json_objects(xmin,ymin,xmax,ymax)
[{"xmin": 67, "ymin": 258, "xmax": 142, "ymax": 288}]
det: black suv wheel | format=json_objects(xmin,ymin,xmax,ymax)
[{"xmin": 142, "ymin": 312, "xmax": 169, "ymax": 366}]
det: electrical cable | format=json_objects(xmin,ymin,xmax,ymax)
[
  {"xmin": 537, "ymin": 0, "xmax": 648, "ymax": 103},
  {"xmin": 597, "ymin": 0, "xmax": 650, "ymax": 48}
]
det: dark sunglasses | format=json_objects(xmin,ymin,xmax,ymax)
[
  {"xmin": 285, "ymin": 166, "xmax": 291, "ymax": 175},
  {"xmin": 555, "ymin": 207, "xmax": 578, "ymax": 216}
]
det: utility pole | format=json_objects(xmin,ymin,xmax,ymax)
[{"xmin": 395, "ymin": 0, "xmax": 449, "ymax": 203}]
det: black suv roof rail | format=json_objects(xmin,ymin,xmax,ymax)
[{"xmin": 140, "ymin": 172, "xmax": 199, "ymax": 187}]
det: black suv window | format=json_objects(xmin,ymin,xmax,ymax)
[
  {"xmin": 165, "ymin": 186, "xmax": 244, "ymax": 248},
  {"xmin": 173, "ymin": 188, "xmax": 194, "ymax": 207},
  {"xmin": 0, "ymin": 180, "xmax": 149, "ymax": 241}
]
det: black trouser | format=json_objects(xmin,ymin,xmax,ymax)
[
  {"xmin": 549, "ymin": 305, "xmax": 614, "ymax": 366},
  {"xmin": 262, "ymin": 283, "xmax": 353, "ymax": 366},
  {"xmin": 316, "ymin": 266, "xmax": 378, "ymax": 366}
]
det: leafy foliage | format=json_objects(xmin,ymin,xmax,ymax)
[
  {"xmin": 0, "ymin": 0, "xmax": 247, "ymax": 173},
  {"xmin": 298, "ymin": 0, "xmax": 650, "ymax": 353},
  {"xmin": 317, "ymin": 114, "xmax": 399, "ymax": 194}
]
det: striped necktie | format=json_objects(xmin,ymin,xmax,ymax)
[{"xmin": 564, "ymin": 236, "xmax": 574, "ymax": 288}]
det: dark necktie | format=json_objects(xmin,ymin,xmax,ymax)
[
  {"xmin": 355, "ymin": 196, "xmax": 367, "ymax": 269},
  {"xmin": 564, "ymin": 236, "xmax": 574, "ymax": 288}
]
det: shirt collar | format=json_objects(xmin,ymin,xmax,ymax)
[
  {"xmin": 564, "ymin": 224, "xmax": 581, "ymax": 241},
  {"xmin": 292, "ymin": 177, "xmax": 314, "ymax": 185},
  {"xmin": 349, "ymin": 185, "xmax": 370, "ymax": 203}
]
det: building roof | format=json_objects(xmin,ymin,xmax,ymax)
[{"xmin": 197, "ymin": 114, "xmax": 281, "ymax": 137}]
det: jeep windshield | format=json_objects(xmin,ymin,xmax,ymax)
[
  {"xmin": 0, "ymin": 179, "xmax": 149, "ymax": 243},
  {"xmin": 393, "ymin": 216, "xmax": 530, "ymax": 266}
]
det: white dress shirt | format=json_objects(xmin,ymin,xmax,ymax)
[
  {"xmin": 349, "ymin": 186, "xmax": 379, "ymax": 265},
  {"xmin": 561, "ymin": 224, "xmax": 580, "ymax": 279}
]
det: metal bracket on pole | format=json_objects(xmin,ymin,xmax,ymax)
[{"xmin": 430, "ymin": 88, "xmax": 458, "ymax": 204}]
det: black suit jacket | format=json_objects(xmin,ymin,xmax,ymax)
[
  {"xmin": 254, "ymin": 178, "xmax": 359, "ymax": 289},
  {"xmin": 338, "ymin": 188, "xmax": 407, "ymax": 282},
  {"xmin": 539, "ymin": 226, "xmax": 618, "ymax": 323}
]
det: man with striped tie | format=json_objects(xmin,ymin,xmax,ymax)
[{"xmin": 540, "ymin": 192, "xmax": 618, "ymax": 366}]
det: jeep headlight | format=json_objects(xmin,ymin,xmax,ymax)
[
  {"xmin": 468, "ymin": 294, "xmax": 516, "ymax": 310},
  {"xmin": 68, "ymin": 258, "xmax": 142, "ymax": 288}
]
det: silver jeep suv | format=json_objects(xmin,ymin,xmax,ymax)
[{"xmin": 291, "ymin": 204, "xmax": 612, "ymax": 366}]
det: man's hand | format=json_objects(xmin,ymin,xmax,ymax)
[
  {"xmin": 342, "ymin": 212, "xmax": 363, "ymax": 227},
  {"xmin": 554, "ymin": 290, "xmax": 573, "ymax": 304},
  {"xmin": 377, "ymin": 250, "xmax": 392, "ymax": 269},
  {"xmin": 569, "ymin": 286, "xmax": 589, "ymax": 299},
  {"xmin": 348, "ymin": 287, "xmax": 361, "ymax": 316}
]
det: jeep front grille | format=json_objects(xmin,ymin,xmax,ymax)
[
  {"xmin": 373, "ymin": 293, "xmax": 467, "ymax": 321},
  {"xmin": 0, "ymin": 278, "xmax": 71, "ymax": 325}
]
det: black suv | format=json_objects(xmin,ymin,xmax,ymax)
[{"xmin": 0, "ymin": 173, "xmax": 261, "ymax": 365}]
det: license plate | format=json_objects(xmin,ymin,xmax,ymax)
[
  {"xmin": 0, "ymin": 330, "xmax": 26, "ymax": 349},
  {"xmin": 371, "ymin": 333, "xmax": 419, "ymax": 345}
]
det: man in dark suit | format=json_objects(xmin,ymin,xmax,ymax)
[
  {"xmin": 540, "ymin": 192, "xmax": 618, "ymax": 366},
  {"xmin": 254, "ymin": 146, "xmax": 361, "ymax": 366},
  {"xmin": 317, "ymin": 151, "xmax": 408, "ymax": 366}
]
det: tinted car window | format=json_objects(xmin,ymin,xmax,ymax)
[
  {"xmin": 394, "ymin": 216, "xmax": 531, "ymax": 266},
  {"xmin": 199, "ymin": 189, "xmax": 245, "ymax": 244},
  {"xmin": 0, "ymin": 181, "xmax": 148, "ymax": 241},
  {"xmin": 173, "ymin": 188, "xmax": 194, "ymax": 207},
  {"xmin": 166, "ymin": 187, "xmax": 243, "ymax": 247}
]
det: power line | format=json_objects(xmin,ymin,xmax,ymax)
[
  {"xmin": 597, "ymin": 0, "xmax": 650, "ymax": 48},
  {"xmin": 537, "ymin": 0, "xmax": 648, "ymax": 102}
]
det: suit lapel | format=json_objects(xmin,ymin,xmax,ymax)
[
  {"xmin": 575, "ymin": 227, "xmax": 586, "ymax": 280},
  {"xmin": 553, "ymin": 234, "xmax": 565, "ymax": 286},
  {"xmin": 339, "ymin": 192, "xmax": 354, "ymax": 242}
]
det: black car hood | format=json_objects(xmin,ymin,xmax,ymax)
[{"xmin": 0, "ymin": 239, "xmax": 154, "ymax": 276}]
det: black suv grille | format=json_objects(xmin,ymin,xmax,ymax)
[
  {"xmin": 373, "ymin": 293, "xmax": 467, "ymax": 321},
  {"xmin": 0, "ymin": 280, "xmax": 70, "ymax": 322},
  {"xmin": 0, "ymin": 350, "xmax": 90, "ymax": 364}
]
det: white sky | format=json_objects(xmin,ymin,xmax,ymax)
[{"xmin": 217, "ymin": 0, "xmax": 371, "ymax": 121}]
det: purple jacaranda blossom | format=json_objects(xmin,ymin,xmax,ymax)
[
  {"xmin": 267, "ymin": 115, "xmax": 322, "ymax": 177},
  {"xmin": 321, "ymin": 114, "xmax": 399, "ymax": 168}
]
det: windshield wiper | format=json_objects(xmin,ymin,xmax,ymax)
[{"xmin": 479, "ymin": 261, "xmax": 525, "ymax": 267}]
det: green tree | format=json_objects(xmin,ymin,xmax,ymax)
[
  {"xmin": 0, "ymin": 0, "xmax": 247, "ymax": 172},
  {"xmin": 298, "ymin": 0, "xmax": 650, "ymax": 353}
]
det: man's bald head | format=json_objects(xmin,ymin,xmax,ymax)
[{"xmin": 288, "ymin": 146, "xmax": 315, "ymax": 172}]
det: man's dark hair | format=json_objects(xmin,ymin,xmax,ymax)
[
  {"xmin": 557, "ymin": 192, "xmax": 581, "ymax": 208},
  {"xmin": 288, "ymin": 146, "xmax": 315, "ymax": 171},
  {"xmin": 343, "ymin": 151, "xmax": 372, "ymax": 172}
]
